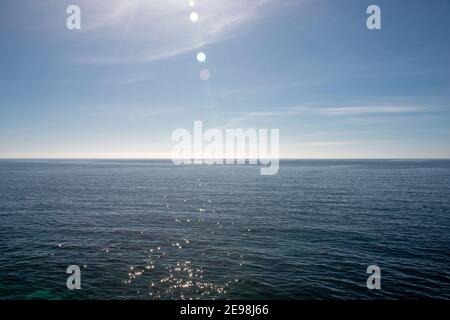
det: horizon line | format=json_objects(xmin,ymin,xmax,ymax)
[{"xmin": 1, "ymin": 158, "xmax": 450, "ymax": 161}]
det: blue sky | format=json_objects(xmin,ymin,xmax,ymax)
[{"xmin": 0, "ymin": 0, "xmax": 449, "ymax": 158}]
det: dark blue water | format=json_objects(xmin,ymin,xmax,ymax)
[{"xmin": 0, "ymin": 160, "xmax": 449, "ymax": 300}]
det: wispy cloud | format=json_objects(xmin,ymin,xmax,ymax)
[
  {"xmin": 313, "ymin": 106, "xmax": 429, "ymax": 115},
  {"xmin": 220, "ymin": 104, "xmax": 436, "ymax": 127},
  {"xmin": 297, "ymin": 140, "xmax": 393, "ymax": 147},
  {"xmin": 117, "ymin": 74, "xmax": 154, "ymax": 85},
  {"xmin": 59, "ymin": 0, "xmax": 273, "ymax": 64},
  {"xmin": 87, "ymin": 104, "xmax": 186, "ymax": 122}
]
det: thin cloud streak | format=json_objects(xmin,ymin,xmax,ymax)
[
  {"xmin": 297, "ymin": 140, "xmax": 393, "ymax": 147},
  {"xmin": 68, "ymin": 0, "xmax": 273, "ymax": 64},
  {"xmin": 220, "ymin": 105, "xmax": 436, "ymax": 127}
]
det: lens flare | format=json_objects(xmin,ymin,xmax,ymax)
[
  {"xmin": 200, "ymin": 69, "xmax": 211, "ymax": 81},
  {"xmin": 190, "ymin": 12, "xmax": 199, "ymax": 22},
  {"xmin": 196, "ymin": 52, "xmax": 206, "ymax": 62}
]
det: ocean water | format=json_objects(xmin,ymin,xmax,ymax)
[{"xmin": 0, "ymin": 159, "xmax": 449, "ymax": 300}]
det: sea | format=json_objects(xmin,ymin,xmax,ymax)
[{"xmin": 0, "ymin": 159, "xmax": 449, "ymax": 300}]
